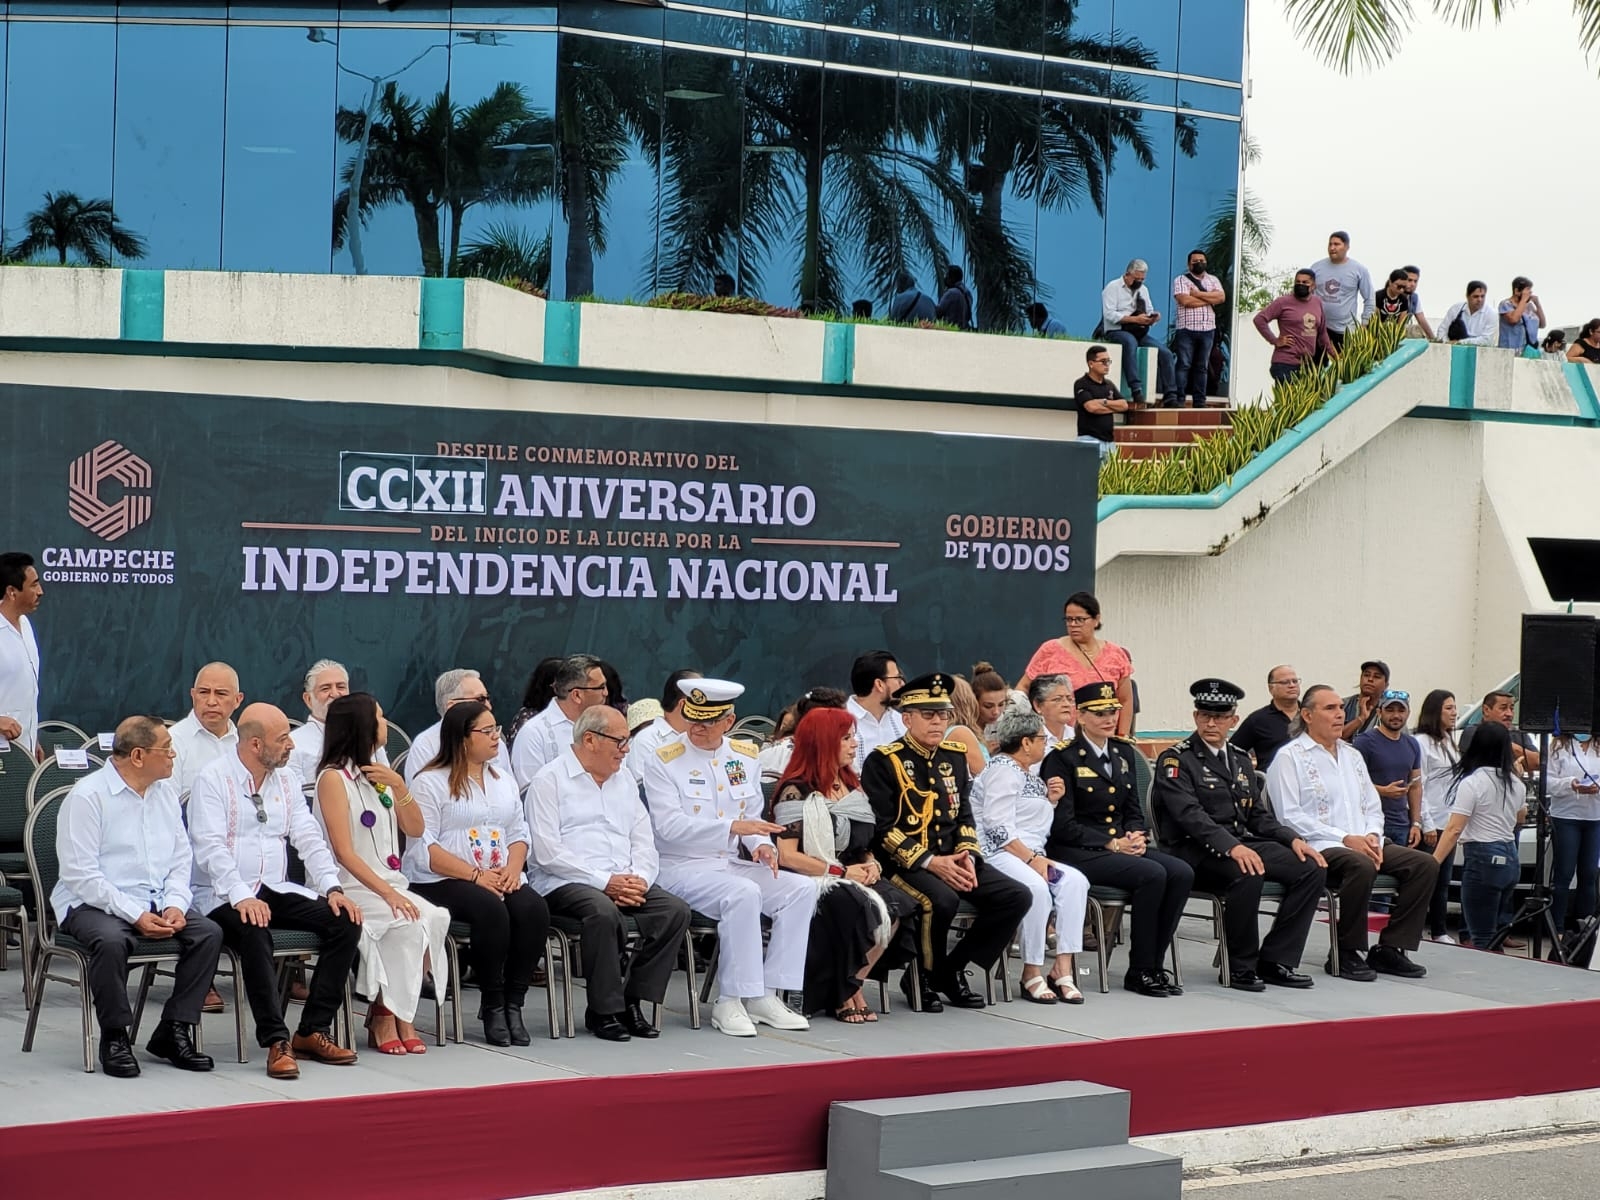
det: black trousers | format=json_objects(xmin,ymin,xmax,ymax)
[
  {"xmin": 1179, "ymin": 840, "xmax": 1326, "ymax": 972},
  {"xmin": 888, "ymin": 860, "xmax": 1032, "ymax": 980},
  {"xmin": 1323, "ymin": 844, "xmax": 1438, "ymax": 953},
  {"xmin": 1054, "ymin": 847, "xmax": 1194, "ymax": 973},
  {"xmin": 545, "ymin": 883, "xmax": 691, "ymax": 1014},
  {"xmin": 61, "ymin": 905, "xmax": 223, "ymax": 1033},
  {"xmin": 411, "ymin": 879, "xmax": 550, "ymax": 1010},
  {"xmin": 207, "ymin": 886, "xmax": 361, "ymax": 1047}
]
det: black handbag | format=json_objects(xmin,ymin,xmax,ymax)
[{"xmin": 1447, "ymin": 304, "xmax": 1469, "ymax": 343}]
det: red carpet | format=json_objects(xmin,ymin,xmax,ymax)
[{"xmin": 7, "ymin": 998, "xmax": 1600, "ymax": 1199}]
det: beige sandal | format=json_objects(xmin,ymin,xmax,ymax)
[{"xmin": 1022, "ymin": 974, "xmax": 1058, "ymax": 1004}]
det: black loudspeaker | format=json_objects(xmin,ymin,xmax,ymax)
[{"xmin": 1520, "ymin": 613, "xmax": 1597, "ymax": 734}]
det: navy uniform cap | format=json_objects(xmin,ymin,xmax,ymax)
[{"xmin": 1190, "ymin": 678, "xmax": 1245, "ymax": 713}]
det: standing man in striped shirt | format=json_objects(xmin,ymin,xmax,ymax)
[{"xmin": 1171, "ymin": 249, "xmax": 1226, "ymax": 409}]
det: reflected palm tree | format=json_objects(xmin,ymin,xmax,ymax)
[
  {"xmin": 457, "ymin": 220, "xmax": 552, "ymax": 291},
  {"xmin": 332, "ymin": 81, "xmax": 554, "ymax": 277},
  {"xmin": 7, "ymin": 191, "xmax": 146, "ymax": 267}
]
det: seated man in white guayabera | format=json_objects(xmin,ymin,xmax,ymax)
[
  {"xmin": 287, "ymin": 658, "xmax": 387, "ymax": 786},
  {"xmin": 404, "ymin": 667, "xmax": 509, "ymax": 786},
  {"xmin": 640, "ymin": 678, "xmax": 813, "ymax": 1037},
  {"xmin": 169, "ymin": 661, "xmax": 243, "ymax": 794}
]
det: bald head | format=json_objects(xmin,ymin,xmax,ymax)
[
  {"xmin": 191, "ymin": 661, "xmax": 243, "ymax": 736},
  {"xmin": 237, "ymin": 702, "xmax": 294, "ymax": 774}
]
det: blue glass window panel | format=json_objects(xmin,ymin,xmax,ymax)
[
  {"xmin": 1177, "ymin": 80, "xmax": 1241, "ymax": 117},
  {"xmin": 656, "ymin": 49, "xmax": 744, "ymax": 295},
  {"xmin": 665, "ymin": 10, "xmax": 746, "ymax": 53},
  {"xmin": 330, "ymin": 27, "xmax": 454, "ymax": 276},
  {"xmin": 1104, "ymin": 106, "xmax": 1174, "ymax": 328},
  {"xmin": 746, "ymin": 20, "xmax": 823, "ymax": 62},
  {"xmin": 1046, "ymin": 0, "xmax": 1110, "ymax": 59},
  {"xmin": 1170, "ymin": 113, "xmax": 1239, "ymax": 289},
  {"xmin": 5, "ymin": 22, "xmax": 116, "ymax": 263},
  {"xmin": 973, "ymin": 50, "xmax": 1042, "ymax": 93},
  {"xmin": 559, "ymin": 1, "xmax": 664, "ymax": 40},
  {"xmin": 447, "ymin": 28, "xmax": 558, "ymax": 284},
  {"xmin": 1032, "ymin": 94, "xmax": 1108, "ymax": 334},
  {"xmin": 121, "ymin": 4, "xmax": 227, "ymax": 16},
  {"xmin": 549, "ymin": 34, "xmax": 660, "ymax": 300},
  {"xmin": 741, "ymin": 56, "xmax": 822, "ymax": 306},
  {"xmin": 973, "ymin": 0, "xmax": 1044, "ymax": 54},
  {"xmin": 223, "ymin": 24, "xmax": 338, "ymax": 273},
  {"xmin": 456, "ymin": 3, "xmax": 558, "ymax": 24},
  {"xmin": 894, "ymin": 76, "xmax": 967, "ymax": 305},
  {"xmin": 825, "ymin": 29, "xmax": 897, "ymax": 72},
  {"xmin": 899, "ymin": 39, "xmax": 970, "ymax": 83},
  {"xmin": 10, "ymin": 3, "xmax": 113, "ymax": 14},
  {"xmin": 1042, "ymin": 59, "xmax": 1108, "ymax": 100},
  {"xmin": 1112, "ymin": 0, "xmax": 1177, "ymax": 72},
  {"xmin": 231, "ymin": 3, "xmax": 337, "ymax": 18},
  {"xmin": 1112, "ymin": 70, "xmax": 1175, "ymax": 108},
  {"xmin": 113, "ymin": 24, "xmax": 226, "ymax": 270},
  {"xmin": 1179, "ymin": 0, "xmax": 1244, "ymax": 81},
  {"xmin": 817, "ymin": 65, "xmax": 900, "ymax": 312},
  {"xmin": 967, "ymin": 86, "xmax": 1042, "ymax": 330},
  {"xmin": 824, "ymin": 0, "xmax": 896, "ymax": 35},
  {"xmin": 751, "ymin": 0, "xmax": 824, "ymax": 20},
  {"xmin": 341, "ymin": 1, "xmax": 451, "ymax": 19},
  {"xmin": 900, "ymin": 1, "xmax": 969, "ymax": 46}
]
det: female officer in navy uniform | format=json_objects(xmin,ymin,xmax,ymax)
[{"xmin": 1041, "ymin": 682, "xmax": 1193, "ymax": 997}]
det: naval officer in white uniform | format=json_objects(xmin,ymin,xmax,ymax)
[{"xmin": 641, "ymin": 678, "xmax": 813, "ymax": 1037}]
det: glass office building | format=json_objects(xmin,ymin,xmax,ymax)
[{"xmin": 3, "ymin": 1, "xmax": 1244, "ymax": 333}]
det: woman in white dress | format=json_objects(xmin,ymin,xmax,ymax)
[
  {"xmin": 316, "ymin": 692, "xmax": 450, "ymax": 1055},
  {"xmin": 969, "ymin": 707, "xmax": 1091, "ymax": 1003},
  {"xmin": 1414, "ymin": 690, "xmax": 1460, "ymax": 943}
]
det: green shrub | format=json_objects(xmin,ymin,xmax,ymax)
[{"xmin": 1098, "ymin": 320, "xmax": 1408, "ymax": 497}]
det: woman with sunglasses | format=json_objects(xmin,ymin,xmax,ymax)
[
  {"xmin": 408, "ymin": 701, "xmax": 550, "ymax": 1046},
  {"xmin": 316, "ymin": 693, "xmax": 451, "ymax": 1055}
]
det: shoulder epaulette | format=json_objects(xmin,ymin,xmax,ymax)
[
  {"xmin": 874, "ymin": 740, "xmax": 904, "ymax": 755},
  {"xmin": 728, "ymin": 738, "xmax": 760, "ymax": 758},
  {"xmin": 940, "ymin": 739, "xmax": 968, "ymax": 753},
  {"xmin": 656, "ymin": 741, "xmax": 686, "ymax": 763}
]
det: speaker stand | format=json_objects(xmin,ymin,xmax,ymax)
[{"xmin": 1487, "ymin": 734, "xmax": 1567, "ymax": 960}]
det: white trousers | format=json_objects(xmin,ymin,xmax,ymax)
[
  {"xmin": 657, "ymin": 859, "xmax": 814, "ymax": 998},
  {"xmin": 987, "ymin": 849, "xmax": 1090, "ymax": 964}
]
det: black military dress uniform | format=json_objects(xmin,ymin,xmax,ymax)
[
  {"xmin": 862, "ymin": 673, "xmax": 1031, "ymax": 1011},
  {"xmin": 1041, "ymin": 682, "xmax": 1194, "ymax": 997},
  {"xmin": 1152, "ymin": 679, "xmax": 1325, "ymax": 990}
]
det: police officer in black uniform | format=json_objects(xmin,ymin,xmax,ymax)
[
  {"xmin": 862, "ymin": 673, "xmax": 1031, "ymax": 1012},
  {"xmin": 1042, "ymin": 682, "xmax": 1193, "ymax": 997},
  {"xmin": 1153, "ymin": 679, "xmax": 1327, "ymax": 991}
]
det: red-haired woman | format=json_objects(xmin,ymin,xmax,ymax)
[{"xmin": 771, "ymin": 709, "xmax": 913, "ymax": 1022}]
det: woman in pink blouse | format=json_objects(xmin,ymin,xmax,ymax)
[{"xmin": 1017, "ymin": 591, "xmax": 1134, "ymax": 737}]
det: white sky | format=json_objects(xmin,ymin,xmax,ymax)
[{"xmin": 1246, "ymin": 2, "xmax": 1596, "ymax": 328}]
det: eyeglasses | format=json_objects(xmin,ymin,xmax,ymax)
[
  {"xmin": 142, "ymin": 744, "xmax": 178, "ymax": 758},
  {"xmin": 572, "ymin": 684, "xmax": 609, "ymax": 695},
  {"xmin": 450, "ymin": 694, "xmax": 492, "ymax": 708},
  {"xmin": 470, "ymin": 725, "xmax": 502, "ymax": 739},
  {"xmin": 590, "ymin": 731, "xmax": 632, "ymax": 751},
  {"xmin": 883, "ymin": 674, "xmax": 905, "ymax": 684},
  {"xmin": 1270, "ymin": 677, "xmax": 1301, "ymax": 687},
  {"xmin": 248, "ymin": 792, "xmax": 268, "ymax": 824},
  {"xmin": 1064, "ymin": 615, "xmax": 1094, "ymax": 625}
]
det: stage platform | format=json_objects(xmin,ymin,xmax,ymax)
[{"xmin": 4, "ymin": 924, "xmax": 1600, "ymax": 1200}]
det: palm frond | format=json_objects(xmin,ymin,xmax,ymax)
[{"xmin": 1284, "ymin": 0, "xmax": 1417, "ymax": 72}]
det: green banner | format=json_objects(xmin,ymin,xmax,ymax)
[{"xmin": 7, "ymin": 382, "xmax": 1097, "ymax": 733}]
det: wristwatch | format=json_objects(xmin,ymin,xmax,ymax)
[{"xmin": 327, "ymin": 886, "xmax": 345, "ymax": 896}]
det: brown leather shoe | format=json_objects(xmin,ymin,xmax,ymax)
[
  {"xmin": 290, "ymin": 1030, "xmax": 358, "ymax": 1066},
  {"xmin": 266, "ymin": 1040, "xmax": 300, "ymax": 1080},
  {"xmin": 289, "ymin": 979, "xmax": 310, "ymax": 1003},
  {"xmin": 202, "ymin": 986, "xmax": 225, "ymax": 1014}
]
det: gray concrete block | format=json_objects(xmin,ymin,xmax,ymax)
[{"xmin": 887, "ymin": 1145, "xmax": 1182, "ymax": 1200}]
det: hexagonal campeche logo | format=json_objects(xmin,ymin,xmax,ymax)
[{"xmin": 68, "ymin": 440, "xmax": 153, "ymax": 542}]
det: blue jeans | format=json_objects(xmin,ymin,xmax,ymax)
[
  {"xmin": 1460, "ymin": 841, "xmax": 1519, "ymax": 950},
  {"xmin": 1550, "ymin": 818, "xmax": 1600, "ymax": 929},
  {"xmin": 1172, "ymin": 328, "xmax": 1214, "ymax": 405},
  {"xmin": 1105, "ymin": 328, "xmax": 1175, "ymax": 400}
]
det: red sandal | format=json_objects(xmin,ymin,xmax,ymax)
[{"xmin": 365, "ymin": 1002, "xmax": 407, "ymax": 1056}]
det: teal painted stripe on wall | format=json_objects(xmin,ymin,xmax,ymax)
[
  {"xmin": 1448, "ymin": 344, "xmax": 1476, "ymax": 409},
  {"xmin": 419, "ymin": 278, "xmax": 465, "ymax": 351},
  {"xmin": 121, "ymin": 270, "xmax": 165, "ymax": 342},
  {"xmin": 821, "ymin": 322, "xmax": 854, "ymax": 384},
  {"xmin": 544, "ymin": 301, "xmax": 580, "ymax": 366},
  {"xmin": 1565, "ymin": 362, "xmax": 1600, "ymax": 422}
]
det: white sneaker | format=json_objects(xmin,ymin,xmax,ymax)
[
  {"xmin": 711, "ymin": 998, "xmax": 757, "ymax": 1037},
  {"xmin": 1434, "ymin": 934, "xmax": 1458, "ymax": 946},
  {"xmin": 746, "ymin": 994, "xmax": 810, "ymax": 1031}
]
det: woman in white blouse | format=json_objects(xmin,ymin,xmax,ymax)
[
  {"xmin": 1413, "ymin": 690, "xmax": 1460, "ymax": 942},
  {"xmin": 407, "ymin": 701, "xmax": 550, "ymax": 1047},
  {"xmin": 1546, "ymin": 731, "xmax": 1600, "ymax": 934},
  {"xmin": 1432, "ymin": 721, "xmax": 1526, "ymax": 950},
  {"xmin": 969, "ymin": 707, "xmax": 1090, "ymax": 1003}
]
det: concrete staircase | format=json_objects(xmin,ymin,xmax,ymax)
[
  {"xmin": 826, "ymin": 1081, "xmax": 1180, "ymax": 1200},
  {"xmin": 1114, "ymin": 402, "xmax": 1231, "ymax": 460}
]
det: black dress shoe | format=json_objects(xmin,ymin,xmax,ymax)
[
  {"xmin": 1367, "ymin": 945, "xmax": 1427, "ymax": 978},
  {"xmin": 1123, "ymin": 970, "xmax": 1170, "ymax": 998},
  {"xmin": 100, "ymin": 1029, "xmax": 141, "ymax": 1078},
  {"xmin": 1228, "ymin": 968, "xmax": 1266, "ymax": 992},
  {"xmin": 146, "ymin": 1020, "xmax": 214, "ymax": 1071},
  {"xmin": 480, "ymin": 1005, "xmax": 512, "ymax": 1046},
  {"xmin": 1326, "ymin": 950, "xmax": 1378, "ymax": 982},
  {"xmin": 503, "ymin": 1005, "xmax": 531, "ymax": 1046},
  {"xmin": 584, "ymin": 1009, "xmax": 632, "ymax": 1042},
  {"xmin": 1156, "ymin": 969, "xmax": 1184, "ymax": 996},
  {"xmin": 900, "ymin": 971, "xmax": 943, "ymax": 1013},
  {"xmin": 935, "ymin": 969, "xmax": 987, "ymax": 1009},
  {"xmin": 624, "ymin": 1002, "xmax": 660, "ymax": 1039},
  {"xmin": 1259, "ymin": 961, "xmax": 1315, "ymax": 989}
]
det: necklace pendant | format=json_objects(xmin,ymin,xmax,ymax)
[{"xmin": 379, "ymin": 793, "xmax": 394, "ymax": 809}]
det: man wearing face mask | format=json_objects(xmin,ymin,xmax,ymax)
[
  {"xmin": 1253, "ymin": 269, "xmax": 1336, "ymax": 383},
  {"xmin": 1171, "ymin": 250, "xmax": 1226, "ymax": 408}
]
